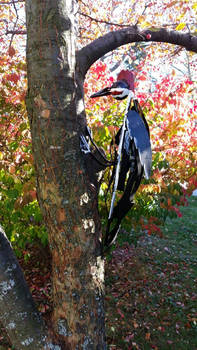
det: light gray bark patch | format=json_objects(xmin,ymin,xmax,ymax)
[
  {"xmin": 57, "ymin": 318, "xmax": 72, "ymax": 336},
  {"xmin": 21, "ymin": 337, "xmax": 34, "ymax": 346},
  {"xmin": 72, "ymin": 289, "xmax": 80, "ymax": 302},
  {"xmin": 0, "ymin": 279, "xmax": 15, "ymax": 299},
  {"xmin": 44, "ymin": 344, "xmax": 61, "ymax": 350},
  {"xmin": 5, "ymin": 264, "xmax": 17, "ymax": 273},
  {"xmin": 82, "ymin": 336, "xmax": 94, "ymax": 349},
  {"xmin": 7, "ymin": 322, "xmax": 16, "ymax": 329},
  {"xmin": 79, "ymin": 304, "xmax": 88, "ymax": 319}
]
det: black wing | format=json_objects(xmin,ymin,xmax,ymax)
[
  {"xmin": 104, "ymin": 101, "xmax": 152, "ymax": 249},
  {"xmin": 126, "ymin": 101, "xmax": 152, "ymax": 179}
]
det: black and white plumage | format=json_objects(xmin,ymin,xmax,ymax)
[
  {"xmin": 90, "ymin": 70, "xmax": 152, "ymax": 249},
  {"xmin": 127, "ymin": 103, "xmax": 152, "ymax": 180}
]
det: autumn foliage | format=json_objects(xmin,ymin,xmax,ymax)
[
  {"xmin": 85, "ymin": 62, "xmax": 196, "ymax": 236},
  {"xmin": 0, "ymin": 2, "xmax": 47, "ymax": 252},
  {"xmin": 1, "ymin": 58, "xmax": 196, "ymax": 250},
  {"xmin": 0, "ymin": 55, "xmax": 47, "ymax": 251}
]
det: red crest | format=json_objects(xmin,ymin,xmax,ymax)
[{"xmin": 117, "ymin": 70, "xmax": 134, "ymax": 91}]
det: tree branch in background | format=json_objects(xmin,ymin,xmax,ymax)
[
  {"xmin": 6, "ymin": 29, "xmax": 26, "ymax": 34},
  {"xmin": 0, "ymin": 1, "xmax": 24, "ymax": 4},
  {"xmin": 78, "ymin": 11, "xmax": 130, "ymax": 27}
]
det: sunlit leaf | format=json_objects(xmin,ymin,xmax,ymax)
[{"xmin": 175, "ymin": 23, "xmax": 186, "ymax": 30}]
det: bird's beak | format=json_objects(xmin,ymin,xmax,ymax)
[{"xmin": 90, "ymin": 87, "xmax": 111, "ymax": 98}]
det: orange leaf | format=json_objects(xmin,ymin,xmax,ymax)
[
  {"xmin": 139, "ymin": 75, "xmax": 147, "ymax": 81},
  {"xmin": 145, "ymin": 332, "xmax": 151, "ymax": 340},
  {"xmin": 133, "ymin": 321, "xmax": 139, "ymax": 328}
]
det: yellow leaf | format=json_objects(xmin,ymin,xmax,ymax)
[
  {"xmin": 176, "ymin": 23, "xmax": 186, "ymax": 31},
  {"xmin": 137, "ymin": 15, "xmax": 145, "ymax": 23},
  {"xmin": 104, "ymin": 126, "xmax": 109, "ymax": 137},
  {"xmin": 192, "ymin": 3, "xmax": 197, "ymax": 11},
  {"xmin": 140, "ymin": 21, "xmax": 152, "ymax": 29}
]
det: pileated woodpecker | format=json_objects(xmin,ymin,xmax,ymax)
[
  {"xmin": 90, "ymin": 78, "xmax": 133, "ymax": 100},
  {"xmin": 90, "ymin": 70, "xmax": 152, "ymax": 249}
]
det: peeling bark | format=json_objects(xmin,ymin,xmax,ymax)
[{"xmin": 25, "ymin": 0, "xmax": 106, "ymax": 348}]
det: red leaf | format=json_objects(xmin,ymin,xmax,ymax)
[
  {"xmin": 8, "ymin": 46, "xmax": 16, "ymax": 57},
  {"xmin": 117, "ymin": 308, "xmax": 124, "ymax": 318},
  {"xmin": 6, "ymin": 73, "xmax": 20, "ymax": 84}
]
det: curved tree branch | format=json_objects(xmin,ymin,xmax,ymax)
[{"xmin": 77, "ymin": 25, "xmax": 197, "ymax": 77}]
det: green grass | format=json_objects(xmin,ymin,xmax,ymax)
[{"xmin": 105, "ymin": 196, "xmax": 197, "ymax": 349}]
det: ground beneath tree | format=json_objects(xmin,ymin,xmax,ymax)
[
  {"xmin": 0, "ymin": 197, "xmax": 196, "ymax": 350},
  {"xmin": 105, "ymin": 196, "xmax": 197, "ymax": 349}
]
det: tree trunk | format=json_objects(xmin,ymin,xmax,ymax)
[
  {"xmin": 0, "ymin": 225, "xmax": 48, "ymax": 349},
  {"xmin": 25, "ymin": 0, "xmax": 106, "ymax": 348}
]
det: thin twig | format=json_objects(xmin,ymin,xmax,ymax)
[
  {"xmin": 78, "ymin": 11, "xmax": 130, "ymax": 27},
  {"xmin": 6, "ymin": 30, "xmax": 26, "ymax": 34},
  {"xmin": 0, "ymin": 0, "xmax": 24, "ymax": 4}
]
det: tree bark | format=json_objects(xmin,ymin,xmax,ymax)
[
  {"xmin": 0, "ymin": 225, "xmax": 49, "ymax": 349},
  {"xmin": 25, "ymin": 0, "xmax": 106, "ymax": 349}
]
